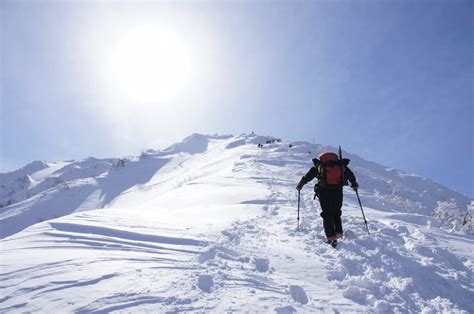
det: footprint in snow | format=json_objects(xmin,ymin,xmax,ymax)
[
  {"xmin": 289, "ymin": 285, "xmax": 308, "ymax": 304},
  {"xmin": 275, "ymin": 305, "xmax": 296, "ymax": 313},
  {"xmin": 253, "ymin": 257, "xmax": 270, "ymax": 273},
  {"xmin": 198, "ymin": 248, "xmax": 217, "ymax": 263},
  {"xmin": 343, "ymin": 229, "xmax": 357, "ymax": 239},
  {"xmin": 197, "ymin": 275, "xmax": 214, "ymax": 293}
]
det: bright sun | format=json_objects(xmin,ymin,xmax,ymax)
[{"xmin": 109, "ymin": 25, "xmax": 193, "ymax": 104}]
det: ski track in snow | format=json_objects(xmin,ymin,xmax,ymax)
[{"xmin": 1, "ymin": 134, "xmax": 473, "ymax": 313}]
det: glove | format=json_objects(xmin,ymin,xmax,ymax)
[
  {"xmin": 351, "ymin": 182, "xmax": 359, "ymax": 191},
  {"xmin": 296, "ymin": 181, "xmax": 304, "ymax": 191},
  {"xmin": 313, "ymin": 184, "xmax": 320, "ymax": 199}
]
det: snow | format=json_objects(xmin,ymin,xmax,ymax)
[
  {"xmin": 30, "ymin": 161, "xmax": 72, "ymax": 182},
  {"xmin": 289, "ymin": 285, "xmax": 308, "ymax": 304},
  {"xmin": 1, "ymin": 133, "xmax": 473, "ymax": 312},
  {"xmin": 197, "ymin": 275, "xmax": 214, "ymax": 293},
  {"xmin": 254, "ymin": 257, "xmax": 270, "ymax": 272}
]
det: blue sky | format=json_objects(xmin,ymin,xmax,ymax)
[{"xmin": 1, "ymin": 0, "xmax": 472, "ymax": 197}]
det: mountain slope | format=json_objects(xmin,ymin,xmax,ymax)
[{"xmin": 1, "ymin": 133, "xmax": 473, "ymax": 312}]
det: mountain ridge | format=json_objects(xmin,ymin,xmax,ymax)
[{"xmin": 1, "ymin": 133, "xmax": 470, "ymax": 213}]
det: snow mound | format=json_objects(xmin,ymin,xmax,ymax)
[
  {"xmin": 164, "ymin": 133, "xmax": 232, "ymax": 155},
  {"xmin": 164, "ymin": 133, "xmax": 210, "ymax": 155}
]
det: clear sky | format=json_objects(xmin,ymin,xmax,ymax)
[{"xmin": 1, "ymin": 0, "xmax": 473, "ymax": 197}]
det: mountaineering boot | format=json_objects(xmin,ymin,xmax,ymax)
[
  {"xmin": 325, "ymin": 236, "xmax": 338, "ymax": 248},
  {"xmin": 325, "ymin": 239, "xmax": 338, "ymax": 248}
]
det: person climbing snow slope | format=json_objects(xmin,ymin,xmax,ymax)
[{"xmin": 296, "ymin": 151, "xmax": 358, "ymax": 247}]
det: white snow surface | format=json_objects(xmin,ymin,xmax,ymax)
[{"xmin": 1, "ymin": 133, "xmax": 473, "ymax": 313}]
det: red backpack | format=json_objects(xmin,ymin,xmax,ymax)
[{"xmin": 318, "ymin": 152, "xmax": 343, "ymax": 187}]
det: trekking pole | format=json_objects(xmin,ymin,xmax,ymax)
[
  {"xmin": 355, "ymin": 189, "xmax": 370, "ymax": 235},
  {"xmin": 297, "ymin": 190, "xmax": 301, "ymax": 231}
]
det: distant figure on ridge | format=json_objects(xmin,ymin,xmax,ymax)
[{"xmin": 296, "ymin": 150, "xmax": 358, "ymax": 247}]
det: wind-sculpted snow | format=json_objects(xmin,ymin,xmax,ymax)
[
  {"xmin": 1, "ymin": 133, "xmax": 473, "ymax": 312},
  {"xmin": 0, "ymin": 157, "xmax": 169, "ymax": 238},
  {"xmin": 163, "ymin": 133, "xmax": 233, "ymax": 155}
]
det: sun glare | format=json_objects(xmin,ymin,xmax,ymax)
[{"xmin": 109, "ymin": 25, "xmax": 193, "ymax": 104}]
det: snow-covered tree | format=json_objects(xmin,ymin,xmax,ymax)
[
  {"xmin": 434, "ymin": 200, "xmax": 473, "ymax": 232},
  {"xmin": 461, "ymin": 202, "xmax": 473, "ymax": 232}
]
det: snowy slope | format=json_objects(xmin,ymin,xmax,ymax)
[{"xmin": 1, "ymin": 133, "xmax": 473, "ymax": 313}]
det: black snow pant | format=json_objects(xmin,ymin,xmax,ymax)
[{"xmin": 317, "ymin": 187, "xmax": 343, "ymax": 240}]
